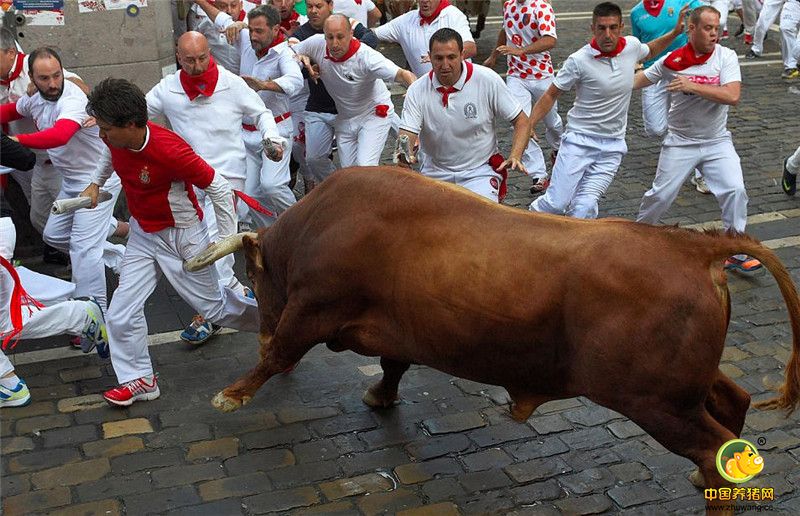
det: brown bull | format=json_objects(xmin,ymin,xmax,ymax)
[{"xmin": 188, "ymin": 167, "xmax": 800, "ymax": 508}]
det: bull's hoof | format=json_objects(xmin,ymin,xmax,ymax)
[
  {"xmin": 362, "ymin": 387, "xmax": 397, "ymax": 409},
  {"xmin": 211, "ymin": 391, "xmax": 251, "ymax": 413},
  {"xmin": 688, "ymin": 468, "xmax": 705, "ymax": 489}
]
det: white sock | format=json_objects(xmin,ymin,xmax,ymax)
[{"xmin": 0, "ymin": 374, "xmax": 21, "ymax": 389}]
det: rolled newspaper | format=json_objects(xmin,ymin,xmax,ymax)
[{"xmin": 51, "ymin": 191, "xmax": 113, "ymax": 215}]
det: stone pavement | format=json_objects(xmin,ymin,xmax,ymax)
[{"xmin": 4, "ymin": 1, "xmax": 800, "ymax": 514}]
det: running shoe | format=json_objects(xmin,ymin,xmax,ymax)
[
  {"xmin": 782, "ymin": 157, "xmax": 796, "ymax": 196},
  {"xmin": 77, "ymin": 296, "xmax": 109, "ymax": 358},
  {"xmin": 0, "ymin": 379, "xmax": 31, "ymax": 407},
  {"xmin": 103, "ymin": 375, "xmax": 160, "ymax": 406},
  {"xmin": 724, "ymin": 255, "xmax": 763, "ymax": 275},
  {"xmin": 530, "ymin": 177, "xmax": 550, "ymax": 194},
  {"xmin": 691, "ymin": 175, "xmax": 711, "ymax": 195},
  {"xmin": 180, "ymin": 315, "xmax": 221, "ymax": 345}
]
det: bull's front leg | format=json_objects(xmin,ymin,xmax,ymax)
[
  {"xmin": 363, "ymin": 357, "xmax": 410, "ymax": 409},
  {"xmin": 212, "ymin": 332, "xmax": 287, "ymax": 412}
]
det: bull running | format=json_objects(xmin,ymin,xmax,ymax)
[{"xmin": 188, "ymin": 166, "xmax": 800, "ymax": 502}]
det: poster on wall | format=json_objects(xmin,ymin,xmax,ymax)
[
  {"xmin": 10, "ymin": 0, "xmax": 65, "ymax": 25},
  {"xmin": 78, "ymin": 0, "xmax": 147, "ymax": 13}
]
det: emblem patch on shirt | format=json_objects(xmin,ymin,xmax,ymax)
[
  {"xmin": 668, "ymin": 7, "xmax": 674, "ymax": 16},
  {"xmin": 512, "ymin": 34, "xmax": 523, "ymax": 47},
  {"xmin": 464, "ymin": 103, "xmax": 477, "ymax": 119},
  {"xmin": 490, "ymin": 177, "xmax": 500, "ymax": 190},
  {"xmin": 139, "ymin": 167, "xmax": 150, "ymax": 184}
]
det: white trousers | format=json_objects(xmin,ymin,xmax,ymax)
[
  {"xmin": 304, "ymin": 111, "xmax": 338, "ymax": 182},
  {"xmin": 335, "ymin": 111, "xmax": 392, "ymax": 168},
  {"xmin": 421, "ymin": 163, "xmax": 502, "ymax": 202},
  {"xmin": 0, "ymin": 300, "xmax": 91, "ymax": 376},
  {"xmin": 780, "ymin": 1, "xmax": 800, "ymax": 68},
  {"xmin": 753, "ymin": 0, "xmax": 786, "ymax": 54},
  {"xmin": 529, "ymin": 132, "xmax": 627, "ymax": 219},
  {"xmin": 744, "ymin": 0, "xmax": 764, "ymax": 32},
  {"xmin": 712, "ymin": 0, "xmax": 732, "ymax": 31},
  {"xmin": 786, "ymin": 143, "xmax": 800, "ymax": 173},
  {"xmin": 506, "ymin": 75, "xmax": 564, "ymax": 180},
  {"xmin": 637, "ymin": 134, "xmax": 748, "ymax": 233},
  {"xmin": 243, "ymin": 128, "xmax": 296, "ymax": 229},
  {"xmin": 291, "ymin": 111, "xmax": 310, "ymax": 181},
  {"xmin": 43, "ymin": 174, "xmax": 123, "ymax": 310},
  {"xmin": 107, "ymin": 218, "xmax": 260, "ymax": 384}
]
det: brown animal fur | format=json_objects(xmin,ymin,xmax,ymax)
[{"xmin": 215, "ymin": 167, "xmax": 800, "ymax": 513}]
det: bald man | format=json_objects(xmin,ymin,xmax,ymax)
[
  {"xmin": 146, "ymin": 31, "xmax": 284, "ymax": 344},
  {"xmin": 293, "ymin": 14, "xmax": 416, "ymax": 167}
]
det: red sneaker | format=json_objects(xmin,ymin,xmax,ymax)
[
  {"xmin": 744, "ymin": 33, "xmax": 753, "ymax": 45},
  {"xmin": 724, "ymin": 255, "xmax": 763, "ymax": 276},
  {"xmin": 103, "ymin": 375, "xmax": 160, "ymax": 406}
]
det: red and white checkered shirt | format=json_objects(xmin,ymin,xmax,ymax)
[{"xmin": 502, "ymin": 0, "xmax": 557, "ymax": 80}]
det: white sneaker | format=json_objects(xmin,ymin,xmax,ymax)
[{"xmin": 691, "ymin": 175, "xmax": 711, "ymax": 195}]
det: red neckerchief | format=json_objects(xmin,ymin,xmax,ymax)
[
  {"xmin": 237, "ymin": 9, "xmax": 246, "ymax": 22},
  {"xmin": 429, "ymin": 61, "xmax": 473, "ymax": 107},
  {"xmin": 0, "ymin": 53, "xmax": 25, "ymax": 87},
  {"xmin": 664, "ymin": 42, "xmax": 715, "ymax": 71},
  {"xmin": 590, "ymin": 37, "xmax": 626, "ymax": 58},
  {"xmin": 257, "ymin": 31, "xmax": 286, "ymax": 58},
  {"xmin": 419, "ymin": 0, "xmax": 450, "ymax": 25},
  {"xmin": 0, "ymin": 255, "xmax": 45, "ymax": 350},
  {"xmin": 355, "ymin": 0, "xmax": 362, "ymax": 4},
  {"xmin": 643, "ymin": 0, "xmax": 665, "ymax": 17},
  {"xmin": 325, "ymin": 38, "xmax": 361, "ymax": 63},
  {"xmin": 280, "ymin": 11, "xmax": 299, "ymax": 31},
  {"xmin": 179, "ymin": 56, "xmax": 220, "ymax": 100}
]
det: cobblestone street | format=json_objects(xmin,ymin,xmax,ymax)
[{"xmin": 3, "ymin": 1, "xmax": 800, "ymax": 514}]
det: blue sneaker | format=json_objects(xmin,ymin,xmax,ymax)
[
  {"xmin": 180, "ymin": 315, "xmax": 220, "ymax": 345},
  {"xmin": 0, "ymin": 379, "xmax": 31, "ymax": 407},
  {"xmin": 244, "ymin": 286, "xmax": 256, "ymax": 300},
  {"xmin": 77, "ymin": 297, "xmax": 109, "ymax": 358}
]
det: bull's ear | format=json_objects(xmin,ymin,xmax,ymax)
[{"xmin": 242, "ymin": 234, "xmax": 264, "ymax": 274}]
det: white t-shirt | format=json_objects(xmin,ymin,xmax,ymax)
[
  {"xmin": 554, "ymin": 36, "xmax": 650, "ymax": 139},
  {"xmin": 644, "ymin": 44, "xmax": 740, "ymax": 141},
  {"xmin": 146, "ymin": 66, "xmax": 281, "ymax": 185},
  {"xmin": 401, "ymin": 63, "xmax": 522, "ymax": 176},
  {"xmin": 333, "ymin": 0, "xmax": 376, "ymax": 29},
  {"xmin": 291, "ymin": 34, "xmax": 399, "ymax": 119},
  {"xmin": 15, "ymin": 80, "xmax": 107, "ymax": 194},
  {"xmin": 1, "ymin": 54, "xmax": 80, "ymax": 169},
  {"xmin": 502, "ymin": 0, "xmax": 556, "ymax": 81},
  {"xmin": 215, "ymin": 12, "xmax": 304, "ymax": 139},
  {"xmin": 374, "ymin": 6, "xmax": 474, "ymax": 77}
]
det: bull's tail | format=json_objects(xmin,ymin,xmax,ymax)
[{"xmin": 713, "ymin": 233, "xmax": 800, "ymax": 413}]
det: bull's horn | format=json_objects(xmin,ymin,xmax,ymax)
[{"xmin": 184, "ymin": 232, "xmax": 258, "ymax": 272}]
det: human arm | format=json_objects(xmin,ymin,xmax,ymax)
[
  {"xmin": 529, "ymin": 84, "xmax": 563, "ymax": 136},
  {"xmin": 498, "ymin": 111, "xmax": 530, "ymax": 173},
  {"xmin": 13, "ymin": 119, "xmax": 81, "ymax": 149},
  {"xmin": 367, "ymin": 7, "xmax": 381, "ymax": 27},
  {"xmin": 353, "ymin": 22, "xmax": 379, "ymax": 48},
  {"xmin": 644, "ymin": 5, "xmax": 689, "ymax": 61},
  {"xmin": 633, "ymin": 70, "xmax": 656, "ymax": 90},
  {"xmin": 1, "ymin": 133, "xmax": 36, "ymax": 171},
  {"xmin": 373, "ymin": 18, "xmax": 399, "ymax": 43},
  {"xmin": 667, "ymin": 78, "xmax": 740, "ymax": 105},
  {"xmin": 81, "ymin": 147, "xmax": 115, "ymax": 207},
  {"xmin": 236, "ymin": 79, "xmax": 286, "ymax": 161},
  {"xmin": 483, "ymin": 29, "xmax": 506, "ymax": 67},
  {"xmin": 0, "ymin": 103, "xmax": 25, "ymax": 124},
  {"xmin": 203, "ymin": 174, "xmax": 237, "ymax": 240},
  {"xmin": 395, "ymin": 69, "xmax": 417, "ymax": 88},
  {"xmin": 497, "ymin": 35, "xmax": 556, "ymax": 58}
]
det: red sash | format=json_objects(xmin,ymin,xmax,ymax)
[
  {"xmin": 0, "ymin": 256, "xmax": 45, "ymax": 350},
  {"xmin": 179, "ymin": 56, "xmax": 219, "ymax": 100},
  {"xmin": 0, "ymin": 53, "xmax": 24, "ymax": 87},
  {"xmin": 488, "ymin": 154, "xmax": 508, "ymax": 202},
  {"xmin": 590, "ymin": 37, "xmax": 626, "ymax": 59},
  {"xmin": 420, "ymin": 0, "xmax": 450, "ymax": 25},
  {"xmin": 664, "ymin": 43, "xmax": 714, "ymax": 71},
  {"xmin": 325, "ymin": 38, "xmax": 361, "ymax": 62}
]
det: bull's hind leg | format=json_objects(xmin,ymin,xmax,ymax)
[
  {"xmin": 688, "ymin": 371, "xmax": 751, "ymax": 488},
  {"xmin": 630, "ymin": 404, "xmax": 736, "ymax": 515},
  {"xmin": 363, "ymin": 357, "xmax": 410, "ymax": 409},
  {"xmin": 212, "ymin": 304, "xmax": 323, "ymax": 412}
]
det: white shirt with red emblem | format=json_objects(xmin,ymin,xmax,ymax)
[
  {"xmin": 146, "ymin": 66, "xmax": 281, "ymax": 186},
  {"xmin": 14, "ymin": 80, "xmax": 110, "ymax": 194},
  {"xmin": 502, "ymin": 0, "xmax": 556, "ymax": 81},
  {"xmin": 554, "ymin": 36, "xmax": 650, "ymax": 139},
  {"xmin": 374, "ymin": 5, "xmax": 474, "ymax": 77},
  {"xmin": 215, "ymin": 12, "xmax": 304, "ymax": 139},
  {"xmin": 291, "ymin": 34, "xmax": 399, "ymax": 119},
  {"xmin": 643, "ymin": 44, "xmax": 739, "ymax": 141},
  {"xmin": 400, "ymin": 63, "xmax": 522, "ymax": 178},
  {"xmin": 333, "ymin": 0, "xmax": 376, "ymax": 29}
]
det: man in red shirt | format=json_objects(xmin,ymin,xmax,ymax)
[{"xmin": 81, "ymin": 78, "xmax": 260, "ymax": 407}]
